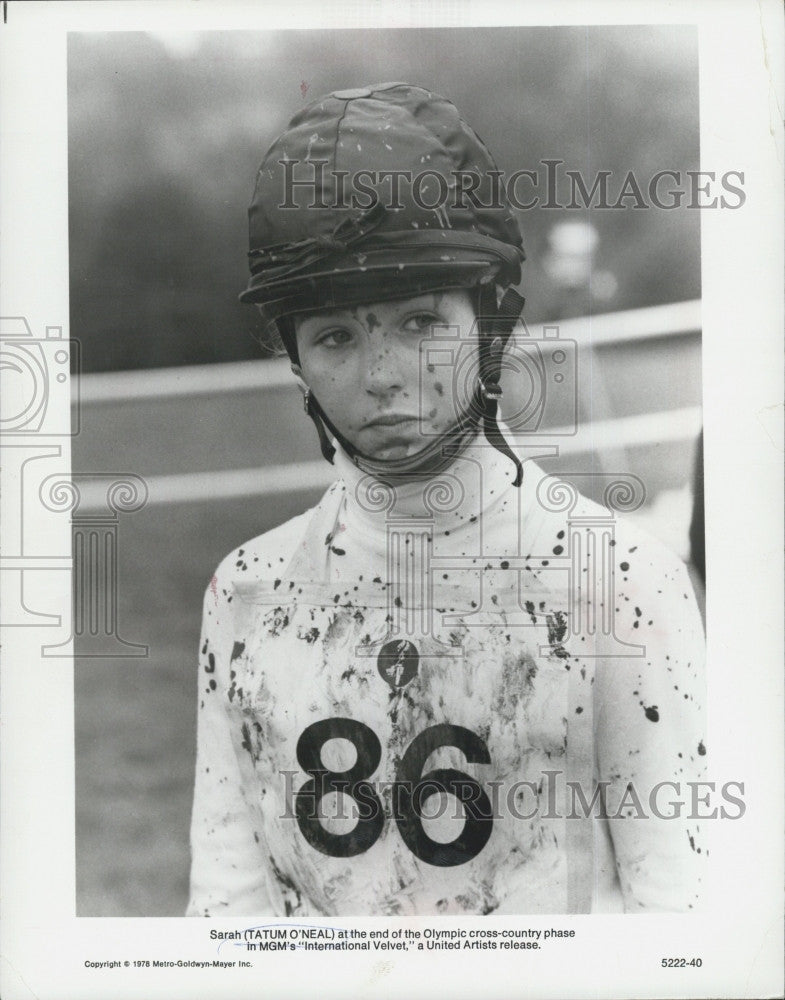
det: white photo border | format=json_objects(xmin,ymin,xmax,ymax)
[{"xmin": 0, "ymin": 2, "xmax": 782, "ymax": 999}]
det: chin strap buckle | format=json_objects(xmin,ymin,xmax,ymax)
[
  {"xmin": 291, "ymin": 365, "xmax": 337, "ymax": 465},
  {"xmin": 475, "ymin": 287, "xmax": 526, "ymax": 487},
  {"xmin": 478, "ymin": 378, "xmax": 502, "ymax": 402}
]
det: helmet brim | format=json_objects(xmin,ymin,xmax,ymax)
[
  {"xmin": 240, "ymin": 231, "xmax": 524, "ymax": 326},
  {"xmin": 240, "ymin": 257, "xmax": 500, "ymax": 315}
]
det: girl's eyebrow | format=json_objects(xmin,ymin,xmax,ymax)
[
  {"xmin": 298, "ymin": 294, "xmax": 447, "ymax": 335},
  {"xmin": 388, "ymin": 296, "xmax": 440, "ymax": 315},
  {"xmin": 298, "ymin": 310, "xmax": 353, "ymax": 333}
]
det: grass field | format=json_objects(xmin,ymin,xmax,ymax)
[{"xmin": 75, "ymin": 488, "xmax": 325, "ymax": 916}]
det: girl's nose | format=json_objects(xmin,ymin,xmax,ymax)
[{"xmin": 362, "ymin": 335, "xmax": 405, "ymax": 398}]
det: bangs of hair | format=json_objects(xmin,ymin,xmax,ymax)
[{"xmin": 253, "ymin": 305, "xmax": 289, "ymax": 358}]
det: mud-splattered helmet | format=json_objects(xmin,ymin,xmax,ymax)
[{"xmin": 240, "ymin": 82, "xmax": 527, "ymax": 484}]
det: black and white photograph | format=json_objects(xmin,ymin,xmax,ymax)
[
  {"xmin": 1, "ymin": 2, "xmax": 782, "ymax": 998},
  {"xmin": 69, "ymin": 23, "xmax": 711, "ymax": 919}
]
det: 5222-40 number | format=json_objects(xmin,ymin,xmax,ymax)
[{"xmin": 661, "ymin": 958, "xmax": 703, "ymax": 968}]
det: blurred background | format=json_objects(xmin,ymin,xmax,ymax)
[{"xmin": 69, "ymin": 26, "xmax": 703, "ymax": 916}]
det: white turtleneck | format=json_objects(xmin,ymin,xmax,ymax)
[
  {"xmin": 188, "ymin": 438, "xmax": 707, "ymax": 918},
  {"xmin": 328, "ymin": 435, "xmax": 545, "ymax": 579}
]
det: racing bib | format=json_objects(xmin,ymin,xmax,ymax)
[{"xmin": 228, "ymin": 496, "xmax": 595, "ymax": 916}]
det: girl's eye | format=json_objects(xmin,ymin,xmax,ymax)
[
  {"xmin": 402, "ymin": 312, "xmax": 439, "ymax": 333},
  {"xmin": 316, "ymin": 327, "xmax": 353, "ymax": 348}
]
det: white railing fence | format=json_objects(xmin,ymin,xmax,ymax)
[{"xmin": 72, "ymin": 299, "xmax": 703, "ymax": 559}]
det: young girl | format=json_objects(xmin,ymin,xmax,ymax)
[{"xmin": 188, "ymin": 83, "xmax": 706, "ymax": 917}]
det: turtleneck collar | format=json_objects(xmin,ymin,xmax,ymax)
[{"xmin": 333, "ymin": 430, "xmax": 523, "ymax": 538}]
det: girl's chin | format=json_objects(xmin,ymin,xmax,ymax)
[
  {"xmin": 351, "ymin": 431, "xmax": 432, "ymax": 462},
  {"xmin": 365, "ymin": 441, "xmax": 419, "ymax": 461},
  {"xmin": 349, "ymin": 427, "xmax": 424, "ymax": 461},
  {"xmin": 352, "ymin": 423, "xmax": 464, "ymax": 462}
]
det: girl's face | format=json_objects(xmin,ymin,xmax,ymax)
[{"xmin": 294, "ymin": 290, "xmax": 478, "ymax": 461}]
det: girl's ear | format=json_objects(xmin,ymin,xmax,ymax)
[{"xmin": 290, "ymin": 363, "xmax": 309, "ymax": 394}]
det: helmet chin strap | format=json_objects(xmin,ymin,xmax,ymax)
[
  {"xmin": 288, "ymin": 286, "xmax": 525, "ymax": 487},
  {"xmin": 475, "ymin": 285, "xmax": 526, "ymax": 486},
  {"xmin": 320, "ymin": 392, "xmax": 481, "ymax": 482},
  {"xmin": 289, "ymin": 365, "xmax": 479, "ymax": 481}
]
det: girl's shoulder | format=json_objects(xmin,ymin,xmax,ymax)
[
  {"xmin": 524, "ymin": 468, "xmax": 699, "ymax": 626},
  {"xmin": 524, "ymin": 464, "xmax": 690, "ymax": 577},
  {"xmin": 207, "ymin": 479, "xmax": 345, "ymax": 596}
]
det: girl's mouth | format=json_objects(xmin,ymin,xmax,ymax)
[{"xmin": 363, "ymin": 413, "xmax": 420, "ymax": 430}]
